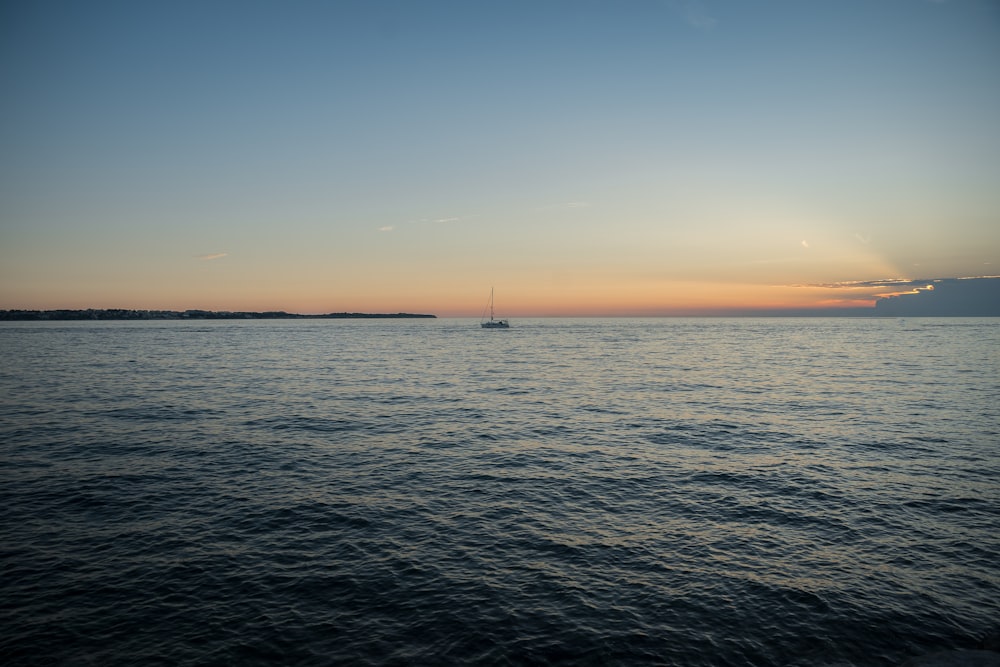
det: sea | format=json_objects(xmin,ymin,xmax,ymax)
[{"xmin": 1, "ymin": 317, "xmax": 997, "ymax": 666}]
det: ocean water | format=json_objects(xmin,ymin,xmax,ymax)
[{"xmin": 1, "ymin": 317, "xmax": 997, "ymax": 666}]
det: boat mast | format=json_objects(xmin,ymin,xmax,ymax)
[{"xmin": 490, "ymin": 287, "xmax": 495, "ymax": 321}]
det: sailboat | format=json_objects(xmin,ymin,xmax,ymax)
[{"xmin": 480, "ymin": 288, "xmax": 510, "ymax": 328}]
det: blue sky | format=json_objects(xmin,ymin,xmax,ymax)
[{"xmin": 1, "ymin": 0, "xmax": 998, "ymax": 314}]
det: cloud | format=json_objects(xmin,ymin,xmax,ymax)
[
  {"xmin": 196, "ymin": 252, "xmax": 228, "ymax": 261},
  {"xmin": 805, "ymin": 278, "xmax": 933, "ymax": 289},
  {"xmin": 378, "ymin": 226, "xmax": 394, "ymax": 232},
  {"xmin": 405, "ymin": 214, "xmax": 477, "ymax": 226},
  {"xmin": 537, "ymin": 201, "xmax": 592, "ymax": 211},
  {"xmin": 781, "ymin": 277, "xmax": 1000, "ymax": 312},
  {"xmin": 854, "ymin": 233, "xmax": 871, "ymax": 244},
  {"xmin": 875, "ymin": 277, "xmax": 1000, "ymax": 316},
  {"xmin": 667, "ymin": 1, "xmax": 717, "ymax": 29},
  {"xmin": 803, "ymin": 276, "xmax": 1000, "ymax": 290},
  {"xmin": 801, "ymin": 240, "xmax": 809, "ymax": 248}
]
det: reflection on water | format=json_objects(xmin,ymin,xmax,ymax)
[{"xmin": 1, "ymin": 318, "xmax": 998, "ymax": 666}]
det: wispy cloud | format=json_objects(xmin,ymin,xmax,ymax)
[
  {"xmin": 801, "ymin": 240, "xmax": 810, "ymax": 249},
  {"xmin": 667, "ymin": 0, "xmax": 717, "ymax": 29},
  {"xmin": 405, "ymin": 214, "xmax": 477, "ymax": 226},
  {"xmin": 783, "ymin": 278, "xmax": 941, "ymax": 303},
  {"xmin": 537, "ymin": 201, "xmax": 592, "ymax": 211},
  {"xmin": 196, "ymin": 252, "xmax": 228, "ymax": 261},
  {"xmin": 378, "ymin": 225, "xmax": 395, "ymax": 232},
  {"xmin": 800, "ymin": 278, "xmax": 943, "ymax": 290}
]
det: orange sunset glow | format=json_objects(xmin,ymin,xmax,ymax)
[{"xmin": 1, "ymin": 1, "xmax": 997, "ymax": 316}]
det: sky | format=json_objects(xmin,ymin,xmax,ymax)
[{"xmin": 1, "ymin": 0, "xmax": 998, "ymax": 316}]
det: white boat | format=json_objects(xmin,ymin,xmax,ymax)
[{"xmin": 480, "ymin": 288, "xmax": 510, "ymax": 328}]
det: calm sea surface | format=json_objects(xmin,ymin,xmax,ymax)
[{"xmin": 1, "ymin": 318, "xmax": 998, "ymax": 666}]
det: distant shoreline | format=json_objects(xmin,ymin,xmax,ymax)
[{"xmin": 0, "ymin": 309, "xmax": 436, "ymax": 321}]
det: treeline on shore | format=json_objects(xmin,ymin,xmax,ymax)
[{"xmin": 0, "ymin": 309, "xmax": 436, "ymax": 320}]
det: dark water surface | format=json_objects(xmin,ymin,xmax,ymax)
[{"xmin": 1, "ymin": 318, "xmax": 998, "ymax": 666}]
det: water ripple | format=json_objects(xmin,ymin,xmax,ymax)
[{"xmin": 1, "ymin": 318, "xmax": 998, "ymax": 666}]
